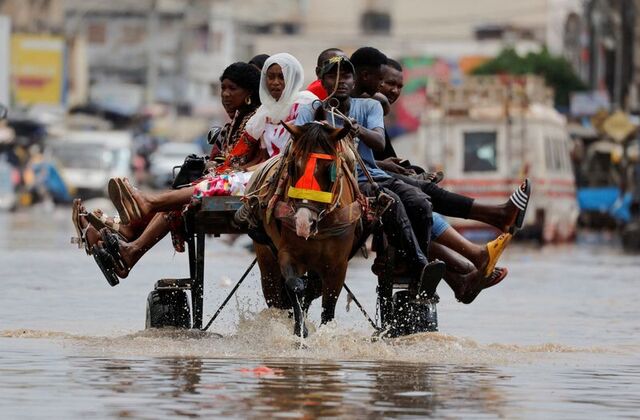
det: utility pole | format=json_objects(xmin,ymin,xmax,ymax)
[
  {"xmin": 613, "ymin": 0, "xmax": 625, "ymax": 109},
  {"xmin": 0, "ymin": 16, "xmax": 10, "ymax": 106},
  {"xmin": 146, "ymin": 0, "xmax": 159, "ymax": 105}
]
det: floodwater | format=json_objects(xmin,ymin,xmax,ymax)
[{"xmin": 1, "ymin": 202, "xmax": 639, "ymax": 419}]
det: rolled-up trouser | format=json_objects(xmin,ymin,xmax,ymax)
[
  {"xmin": 431, "ymin": 212, "xmax": 450, "ymax": 239},
  {"xmin": 360, "ymin": 178, "xmax": 433, "ymax": 267},
  {"xmin": 390, "ymin": 172, "xmax": 474, "ymax": 219}
]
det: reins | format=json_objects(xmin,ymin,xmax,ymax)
[{"xmin": 316, "ymin": 101, "xmax": 378, "ymax": 188}]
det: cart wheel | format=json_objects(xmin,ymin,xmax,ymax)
[
  {"xmin": 389, "ymin": 291, "xmax": 438, "ymax": 336},
  {"xmin": 145, "ymin": 289, "xmax": 192, "ymax": 329}
]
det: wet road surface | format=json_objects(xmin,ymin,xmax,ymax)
[{"xmin": 1, "ymin": 203, "xmax": 639, "ymax": 418}]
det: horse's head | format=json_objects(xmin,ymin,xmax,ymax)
[{"xmin": 281, "ymin": 120, "xmax": 351, "ymax": 239}]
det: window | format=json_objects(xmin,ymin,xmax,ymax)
[
  {"xmin": 361, "ymin": 10, "xmax": 391, "ymax": 35},
  {"xmin": 463, "ymin": 131, "xmax": 497, "ymax": 172},
  {"xmin": 121, "ymin": 24, "xmax": 145, "ymax": 44},
  {"xmin": 545, "ymin": 136, "xmax": 569, "ymax": 172},
  {"xmin": 87, "ymin": 22, "xmax": 106, "ymax": 44}
]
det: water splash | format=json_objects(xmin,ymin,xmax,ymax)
[{"xmin": 4, "ymin": 309, "xmax": 631, "ymax": 364}]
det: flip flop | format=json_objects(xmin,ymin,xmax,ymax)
[
  {"xmin": 116, "ymin": 178, "xmax": 144, "ymax": 221},
  {"xmin": 108, "ymin": 178, "xmax": 142, "ymax": 225},
  {"xmin": 509, "ymin": 178, "xmax": 531, "ymax": 232},
  {"xmin": 92, "ymin": 243, "xmax": 120, "ymax": 287},
  {"xmin": 413, "ymin": 259, "xmax": 446, "ymax": 298},
  {"xmin": 86, "ymin": 209, "xmax": 129, "ymax": 241},
  {"xmin": 460, "ymin": 267, "xmax": 509, "ymax": 304},
  {"xmin": 70, "ymin": 199, "xmax": 92, "ymax": 255},
  {"xmin": 483, "ymin": 233, "xmax": 512, "ymax": 277},
  {"xmin": 108, "ymin": 178, "xmax": 130, "ymax": 225},
  {"xmin": 99, "ymin": 229, "xmax": 130, "ymax": 278},
  {"xmin": 484, "ymin": 266, "xmax": 508, "ymax": 290}
]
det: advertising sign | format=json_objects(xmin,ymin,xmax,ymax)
[
  {"xmin": 570, "ymin": 91, "xmax": 610, "ymax": 117},
  {"xmin": 0, "ymin": 17, "xmax": 9, "ymax": 106},
  {"xmin": 10, "ymin": 34, "xmax": 65, "ymax": 106},
  {"xmin": 393, "ymin": 55, "xmax": 488, "ymax": 133}
]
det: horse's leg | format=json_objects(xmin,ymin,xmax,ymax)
[
  {"xmin": 320, "ymin": 260, "xmax": 348, "ymax": 325},
  {"xmin": 302, "ymin": 272, "xmax": 322, "ymax": 313},
  {"xmin": 279, "ymin": 250, "xmax": 307, "ymax": 338},
  {"xmin": 255, "ymin": 243, "xmax": 289, "ymax": 309}
]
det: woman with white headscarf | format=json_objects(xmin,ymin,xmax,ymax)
[
  {"xmin": 224, "ymin": 52, "xmax": 317, "ymax": 169},
  {"xmin": 80, "ymin": 53, "xmax": 315, "ymax": 285}
]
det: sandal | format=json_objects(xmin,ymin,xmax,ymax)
[
  {"xmin": 484, "ymin": 266, "xmax": 508, "ymax": 290},
  {"xmin": 92, "ymin": 243, "xmax": 120, "ymax": 287},
  {"xmin": 70, "ymin": 199, "xmax": 92, "ymax": 255},
  {"xmin": 483, "ymin": 233, "xmax": 512, "ymax": 277},
  {"xmin": 86, "ymin": 209, "xmax": 129, "ymax": 241},
  {"xmin": 460, "ymin": 266, "xmax": 509, "ymax": 304},
  {"xmin": 99, "ymin": 228, "xmax": 130, "ymax": 278},
  {"xmin": 509, "ymin": 178, "xmax": 531, "ymax": 232},
  {"xmin": 108, "ymin": 178, "xmax": 142, "ymax": 225}
]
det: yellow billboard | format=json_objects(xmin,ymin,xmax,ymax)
[{"xmin": 11, "ymin": 34, "xmax": 65, "ymax": 105}]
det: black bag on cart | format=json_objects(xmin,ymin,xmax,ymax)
[{"xmin": 171, "ymin": 154, "xmax": 207, "ymax": 189}]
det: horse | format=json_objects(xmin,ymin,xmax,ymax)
[{"xmin": 245, "ymin": 121, "xmax": 362, "ymax": 337}]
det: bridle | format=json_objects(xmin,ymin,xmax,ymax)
[{"xmin": 287, "ymin": 149, "xmax": 340, "ymax": 224}]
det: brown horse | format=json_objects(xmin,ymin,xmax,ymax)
[{"xmin": 247, "ymin": 121, "xmax": 362, "ymax": 337}]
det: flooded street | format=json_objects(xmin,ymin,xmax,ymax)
[{"xmin": 1, "ymin": 203, "xmax": 639, "ymax": 418}]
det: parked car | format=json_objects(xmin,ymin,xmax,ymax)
[
  {"xmin": 47, "ymin": 130, "xmax": 133, "ymax": 198},
  {"xmin": 148, "ymin": 141, "xmax": 203, "ymax": 189}
]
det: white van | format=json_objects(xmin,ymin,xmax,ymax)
[
  {"xmin": 398, "ymin": 77, "xmax": 578, "ymax": 243},
  {"xmin": 46, "ymin": 130, "xmax": 132, "ymax": 197}
]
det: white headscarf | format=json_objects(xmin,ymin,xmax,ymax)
[{"xmin": 245, "ymin": 53, "xmax": 313, "ymax": 139}]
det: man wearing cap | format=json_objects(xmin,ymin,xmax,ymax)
[
  {"xmin": 295, "ymin": 55, "xmax": 444, "ymax": 298},
  {"xmin": 306, "ymin": 48, "xmax": 347, "ymax": 100}
]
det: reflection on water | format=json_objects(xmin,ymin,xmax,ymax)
[
  {"xmin": 1, "ymin": 208, "xmax": 640, "ymax": 418},
  {"xmin": 74, "ymin": 358, "xmax": 508, "ymax": 418},
  {"xmin": 3, "ymin": 338, "xmax": 639, "ymax": 419}
]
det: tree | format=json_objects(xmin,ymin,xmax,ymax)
[{"xmin": 472, "ymin": 47, "xmax": 587, "ymax": 108}]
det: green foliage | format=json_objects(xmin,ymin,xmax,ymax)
[{"xmin": 472, "ymin": 47, "xmax": 587, "ymax": 107}]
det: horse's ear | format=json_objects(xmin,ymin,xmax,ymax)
[
  {"xmin": 280, "ymin": 121, "xmax": 303, "ymax": 140},
  {"xmin": 329, "ymin": 125, "xmax": 351, "ymax": 143}
]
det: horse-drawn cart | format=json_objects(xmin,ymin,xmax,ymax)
[
  {"xmin": 144, "ymin": 196, "xmax": 439, "ymax": 336},
  {"xmin": 145, "ymin": 196, "xmax": 246, "ymax": 330}
]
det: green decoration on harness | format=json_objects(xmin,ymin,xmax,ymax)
[{"xmin": 330, "ymin": 162, "xmax": 337, "ymax": 182}]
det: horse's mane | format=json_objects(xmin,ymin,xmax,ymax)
[{"xmin": 290, "ymin": 122, "xmax": 337, "ymax": 162}]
